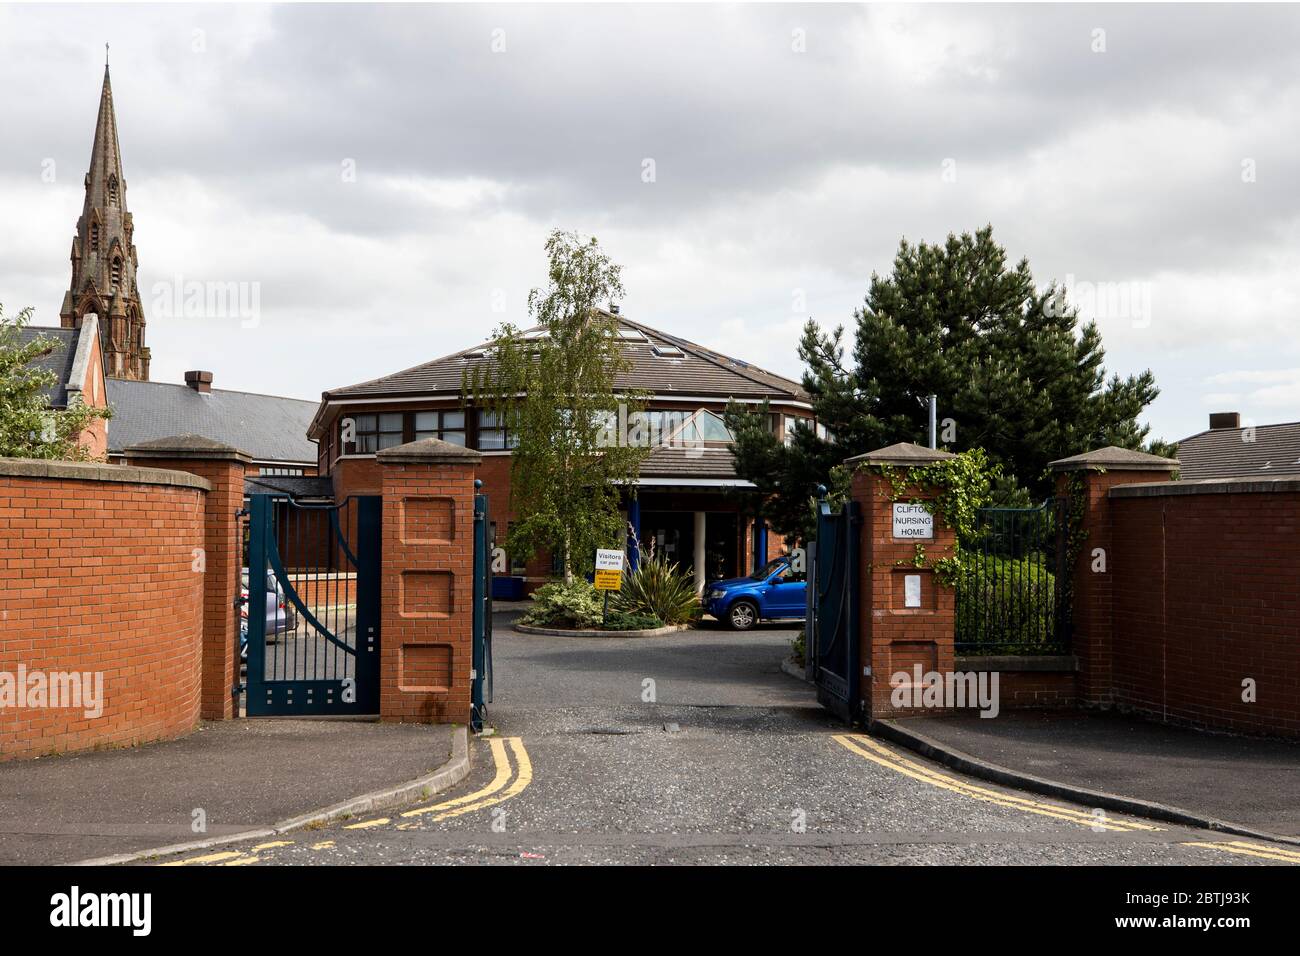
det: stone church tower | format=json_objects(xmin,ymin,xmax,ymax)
[{"xmin": 60, "ymin": 61, "xmax": 150, "ymax": 380}]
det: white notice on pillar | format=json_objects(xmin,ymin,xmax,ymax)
[
  {"xmin": 904, "ymin": 574, "xmax": 922, "ymax": 608},
  {"xmin": 892, "ymin": 503, "xmax": 934, "ymax": 540}
]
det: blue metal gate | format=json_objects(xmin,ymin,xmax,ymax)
[
  {"xmin": 471, "ymin": 490, "xmax": 493, "ymax": 731},
  {"xmin": 244, "ymin": 494, "xmax": 381, "ymax": 716},
  {"xmin": 809, "ymin": 495, "xmax": 861, "ymax": 722}
]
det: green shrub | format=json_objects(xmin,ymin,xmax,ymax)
[
  {"xmin": 612, "ymin": 553, "xmax": 701, "ymax": 625},
  {"xmin": 954, "ymin": 553, "xmax": 1058, "ymax": 653},
  {"xmin": 602, "ymin": 610, "xmax": 664, "ymax": 632},
  {"xmin": 523, "ymin": 578, "xmax": 604, "ymax": 629},
  {"xmin": 790, "ymin": 628, "xmax": 807, "ymax": 667}
]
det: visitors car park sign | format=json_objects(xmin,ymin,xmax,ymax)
[
  {"xmin": 594, "ymin": 549, "xmax": 624, "ymax": 590},
  {"xmin": 892, "ymin": 502, "xmax": 934, "ymax": 540}
]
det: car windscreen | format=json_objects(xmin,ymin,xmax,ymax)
[{"xmin": 748, "ymin": 558, "xmax": 787, "ymax": 581}]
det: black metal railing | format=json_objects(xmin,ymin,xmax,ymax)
[{"xmin": 955, "ymin": 499, "xmax": 1072, "ymax": 655}]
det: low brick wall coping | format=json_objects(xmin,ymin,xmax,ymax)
[
  {"xmin": 956, "ymin": 655, "xmax": 1079, "ymax": 672},
  {"xmin": 1110, "ymin": 477, "xmax": 1300, "ymax": 498},
  {"xmin": 0, "ymin": 457, "xmax": 210, "ymax": 492},
  {"xmin": 377, "ymin": 437, "xmax": 483, "ymax": 465},
  {"xmin": 125, "ymin": 433, "xmax": 251, "ymax": 463}
]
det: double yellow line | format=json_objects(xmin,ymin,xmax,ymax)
[
  {"xmin": 401, "ymin": 736, "xmax": 532, "ymax": 823},
  {"xmin": 160, "ymin": 737, "xmax": 533, "ymax": 865},
  {"xmin": 832, "ymin": 733, "xmax": 1162, "ymax": 832},
  {"xmin": 1183, "ymin": 840, "xmax": 1300, "ymax": 864}
]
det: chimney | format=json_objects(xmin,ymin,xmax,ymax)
[
  {"xmin": 184, "ymin": 370, "xmax": 213, "ymax": 394},
  {"xmin": 609, "ymin": 303, "xmax": 620, "ymax": 315},
  {"xmin": 1209, "ymin": 411, "xmax": 1240, "ymax": 430}
]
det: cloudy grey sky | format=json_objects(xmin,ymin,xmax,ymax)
[{"xmin": 3, "ymin": 2, "xmax": 1299, "ymax": 443}]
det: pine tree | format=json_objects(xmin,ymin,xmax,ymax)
[{"xmin": 727, "ymin": 227, "xmax": 1169, "ymax": 541}]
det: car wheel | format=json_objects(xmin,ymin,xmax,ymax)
[{"xmin": 727, "ymin": 600, "xmax": 759, "ymax": 631}]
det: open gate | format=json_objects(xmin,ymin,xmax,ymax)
[
  {"xmin": 809, "ymin": 496, "xmax": 861, "ymax": 722},
  {"xmin": 244, "ymin": 494, "xmax": 381, "ymax": 716},
  {"xmin": 471, "ymin": 490, "xmax": 494, "ymax": 731}
]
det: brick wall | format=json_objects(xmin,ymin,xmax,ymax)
[
  {"xmin": 125, "ymin": 439, "xmax": 248, "ymax": 720},
  {"xmin": 1109, "ymin": 480, "xmax": 1300, "ymax": 737},
  {"xmin": 0, "ymin": 459, "xmax": 209, "ymax": 760},
  {"xmin": 376, "ymin": 440, "xmax": 481, "ymax": 723}
]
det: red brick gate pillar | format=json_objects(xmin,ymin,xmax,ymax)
[
  {"xmin": 1049, "ymin": 446, "xmax": 1179, "ymax": 706},
  {"xmin": 375, "ymin": 438, "xmax": 482, "ymax": 724},
  {"xmin": 845, "ymin": 443, "xmax": 959, "ymax": 721},
  {"xmin": 125, "ymin": 435, "xmax": 250, "ymax": 719}
]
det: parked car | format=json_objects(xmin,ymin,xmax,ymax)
[
  {"xmin": 239, "ymin": 569, "xmax": 298, "ymax": 642},
  {"xmin": 705, "ymin": 556, "xmax": 807, "ymax": 630}
]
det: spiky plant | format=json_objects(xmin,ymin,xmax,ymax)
[{"xmin": 613, "ymin": 552, "xmax": 701, "ymax": 625}]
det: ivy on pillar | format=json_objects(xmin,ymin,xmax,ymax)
[{"xmin": 844, "ymin": 442, "xmax": 961, "ymax": 722}]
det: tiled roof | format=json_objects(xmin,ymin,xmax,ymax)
[
  {"xmin": 107, "ymin": 379, "xmax": 318, "ymax": 464},
  {"xmin": 322, "ymin": 312, "xmax": 809, "ymax": 404},
  {"xmin": 244, "ymin": 474, "xmax": 334, "ymax": 498},
  {"xmin": 1176, "ymin": 422, "xmax": 1300, "ymax": 480},
  {"xmin": 16, "ymin": 326, "xmax": 79, "ymax": 408},
  {"xmin": 639, "ymin": 445, "xmax": 740, "ymax": 480}
]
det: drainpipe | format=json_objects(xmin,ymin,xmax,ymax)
[{"xmin": 928, "ymin": 395, "xmax": 937, "ymax": 449}]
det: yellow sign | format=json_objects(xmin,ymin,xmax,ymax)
[{"xmin": 594, "ymin": 569, "xmax": 622, "ymax": 591}]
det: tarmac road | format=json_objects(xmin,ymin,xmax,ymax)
[{"xmin": 153, "ymin": 611, "xmax": 1300, "ymax": 867}]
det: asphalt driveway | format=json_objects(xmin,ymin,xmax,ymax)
[{"xmin": 141, "ymin": 610, "xmax": 1299, "ymax": 866}]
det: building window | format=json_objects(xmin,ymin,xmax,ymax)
[
  {"xmin": 110, "ymin": 257, "xmax": 122, "ymax": 293},
  {"xmin": 347, "ymin": 412, "xmax": 404, "ymax": 453},
  {"xmin": 90, "ymin": 223, "xmax": 99, "ymax": 251},
  {"xmin": 108, "ymin": 176, "xmax": 118, "ymax": 205},
  {"xmin": 477, "ymin": 410, "xmax": 518, "ymax": 450},
  {"xmin": 260, "ymin": 467, "xmax": 304, "ymax": 477},
  {"xmin": 414, "ymin": 410, "xmax": 466, "ymax": 446}
]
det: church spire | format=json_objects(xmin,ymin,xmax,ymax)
[{"xmin": 61, "ymin": 55, "xmax": 150, "ymax": 380}]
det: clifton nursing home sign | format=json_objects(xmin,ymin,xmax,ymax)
[{"xmin": 892, "ymin": 502, "xmax": 934, "ymax": 540}]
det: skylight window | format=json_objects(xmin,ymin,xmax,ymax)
[
  {"xmin": 652, "ymin": 344, "xmax": 685, "ymax": 358},
  {"xmin": 617, "ymin": 328, "xmax": 647, "ymax": 342}
]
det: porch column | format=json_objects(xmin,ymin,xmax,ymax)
[
  {"xmin": 693, "ymin": 510, "xmax": 707, "ymax": 593},
  {"xmin": 752, "ymin": 518, "xmax": 768, "ymax": 573}
]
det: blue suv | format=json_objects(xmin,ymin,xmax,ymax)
[{"xmin": 705, "ymin": 557, "xmax": 807, "ymax": 630}]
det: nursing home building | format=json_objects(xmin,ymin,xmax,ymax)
[{"xmin": 307, "ymin": 310, "xmax": 816, "ymax": 592}]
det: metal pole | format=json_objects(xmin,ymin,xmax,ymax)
[{"xmin": 928, "ymin": 394, "xmax": 937, "ymax": 449}]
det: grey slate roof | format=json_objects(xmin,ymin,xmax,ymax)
[
  {"xmin": 107, "ymin": 379, "xmax": 318, "ymax": 464},
  {"xmin": 16, "ymin": 326, "xmax": 79, "ymax": 408},
  {"xmin": 322, "ymin": 313, "xmax": 809, "ymax": 404},
  {"xmin": 639, "ymin": 445, "xmax": 740, "ymax": 480},
  {"xmin": 244, "ymin": 474, "xmax": 334, "ymax": 498},
  {"xmin": 1176, "ymin": 422, "xmax": 1300, "ymax": 480}
]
